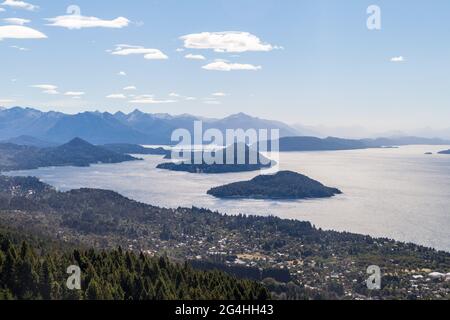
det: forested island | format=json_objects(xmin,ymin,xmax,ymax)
[
  {"xmin": 0, "ymin": 138, "xmax": 140, "ymax": 172},
  {"xmin": 207, "ymin": 171, "xmax": 342, "ymax": 200},
  {"xmin": 0, "ymin": 175, "xmax": 449, "ymax": 300},
  {"xmin": 157, "ymin": 143, "xmax": 273, "ymax": 174}
]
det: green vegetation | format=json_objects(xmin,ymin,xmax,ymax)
[
  {"xmin": 208, "ymin": 171, "xmax": 342, "ymax": 199},
  {"xmin": 0, "ymin": 138, "xmax": 139, "ymax": 172},
  {"xmin": 0, "ymin": 229, "xmax": 267, "ymax": 300},
  {"xmin": 0, "ymin": 175, "xmax": 449, "ymax": 300}
]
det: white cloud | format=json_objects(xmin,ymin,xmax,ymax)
[
  {"xmin": 117, "ymin": 71, "xmax": 127, "ymax": 76},
  {"xmin": 111, "ymin": 44, "xmax": 168, "ymax": 60},
  {"xmin": 185, "ymin": 53, "xmax": 206, "ymax": 60},
  {"xmin": 64, "ymin": 91, "xmax": 85, "ymax": 97},
  {"xmin": 123, "ymin": 86, "xmax": 136, "ymax": 91},
  {"xmin": 175, "ymin": 48, "xmax": 184, "ymax": 52},
  {"xmin": 180, "ymin": 31, "xmax": 278, "ymax": 53},
  {"xmin": 46, "ymin": 14, "xmax": 129, "ymax": 30},
  {"xmin": 0, "ymin": 98, "xmax": 14, "ymax": 104},
  {"xmin": 10, "ymin": 45, "xmax": 28, "ymax": 51},
  {"xmin": 31, "ymin": 84, "xmax": 57, "ymax": 90},
  {"xmin": 106, "ymin": 93, "xmax": 126, "ymax": 99},
  {"xmin": 129, "ymin": 95, "xmax": 176, "ymax": 104},
  {"xmin": 1, "ymin": 0, "xmax": 38, "ymax": 11},
  {"xmin": 0, "ymin": 8, "xmax": 5, "ymax": 12},
  {"xmin": 0, "ymin": 25, "xmax": 46, "ymax": 40},
  {"xmin": 43, "ymin": 90, "xmax": 59, "ymax": 95},
  {"xmin": 212, "ymin": 92, "xmax": 226, "ymax": 97},
  {"xmin": 202, "ymin": 60, "xmax": 262, "ymax": 71},
  {"xmin": 31, "ymin": 84, "xmax": 59, "ymax": 94},
  {"xmin": 167, "ymin": 93, "xmax": 198, "ymax": 101},
  {"xmin": 390, "ymin": 56, "xmax": 405, "ymax": 63},
  {"xmin": 3, "ymin": 17, "xmax": 30, "ymax": 25},
  {"xmin": 203, "ymin": 100, "xmax": 221, "ymax": 105}
]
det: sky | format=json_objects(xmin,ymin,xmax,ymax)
[{"xmin": 0, "ymin": 0, "xmax": 449, "ymax": 133}]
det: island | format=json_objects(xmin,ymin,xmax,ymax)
[
  {"xmin": 438, "ymin": 149, "xmax": 450, "ymax": 154},
  {"xmin": 157, "ymin": 143, "xmax": 273, "ymax": 174},
  {"xmin": 207, "ymin": 171, "xmax": 342, "ymax": 200},
  {"xmin": 0, "ymin": 138, "xmax": 140, "ymax": 172}
]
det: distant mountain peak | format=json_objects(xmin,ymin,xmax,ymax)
[
  {"xmin": 64, "ymin": 137, "xmax": 93, "ymax": 147},
  {"xmin": 130, "ymin": 109, "xmax": 145, "ymax": 116},
  {"xmin": 225, "ymin": 112, "xmax": 255, "ymax": 120}
]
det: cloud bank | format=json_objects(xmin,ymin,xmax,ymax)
[{"xmin": 180, "ymin": 31, "xmax": 277, "ymax": 53}]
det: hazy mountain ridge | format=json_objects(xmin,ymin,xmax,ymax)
[
  {"xmin": 1, "ymin": 135, "xmax": 58, "ymax": 148},
  {"xmin": 0, "ymin": 107, "xmax": 300, "ymax": 145},
  {"xmin": 273, "ymin": 135, "xmax": 450, "ymax": 152},
  {"xmin": 294, "ymin": 123, "xmax": 450, "ymax": 140},
  {"xmin": 1, "ymin": 107, "xmax": 448, "ymax": 148}
]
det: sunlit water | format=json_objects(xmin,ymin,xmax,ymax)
[{"xmin": 5, "ymin": 145, "xmax": 450, "ymax": 252}]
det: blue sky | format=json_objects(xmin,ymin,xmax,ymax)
[{"xmin": 0, "ymin": 0, "xmax": 449, "ymax": 133}]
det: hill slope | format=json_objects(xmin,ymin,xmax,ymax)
[
  {"xmin": 0, "ymin": 229, "xmax": 267, "ymax": 300},
  {"xmin": 0, "ymin": 138, "xmax": 139, "ymax": 171},
  {"xmin": 0, "ymin": 135, "xmax": 57, "ymax": 148}
]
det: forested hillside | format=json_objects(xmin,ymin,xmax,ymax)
[
  {"xmin": 0, "ymin": 175, "xmax": 449, "ymax": 299},
  {"xmin": 0, "ymin": 138, "xmax": 139, "ymax": 172},
  {"xmin": 0, "ymin": 229, "xmax": 268, "ymax": 300}
]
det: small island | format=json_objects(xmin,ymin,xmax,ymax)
[
  {"xmin": 157, "ymin": 143, "xmax": 273, "ymax": 174},
  {"xmin": 207, "ymin": 171, "xmax": 342, "ymax": 200},
  {"xmin": 438, "ymin": 149, "xmax": 450, "ymax": 154}
]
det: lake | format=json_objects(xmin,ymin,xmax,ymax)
[{"xmin": 6, "ymin": 145, "xmax": 450, "ymax": 252}]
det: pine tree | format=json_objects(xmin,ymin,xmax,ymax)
[
  {"xmin": 40, "ymin": 260, "xmax": 54, "ymax": 300},
  {"xmin": 86, "ymin": 279, "xmax": 103, "ymax": 300}
]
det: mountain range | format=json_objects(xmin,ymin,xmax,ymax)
[
  {"xmin": 0, "ymin": 107, "xmax": 300, "ymax": 145},
  {"xmin": 1, "ymin": 107, "xmax": 449, "ymax": 149}
]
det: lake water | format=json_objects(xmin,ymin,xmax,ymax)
[{"xmin": 6, "ymin": 145, "xmax": 450, "ymax": 252}]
